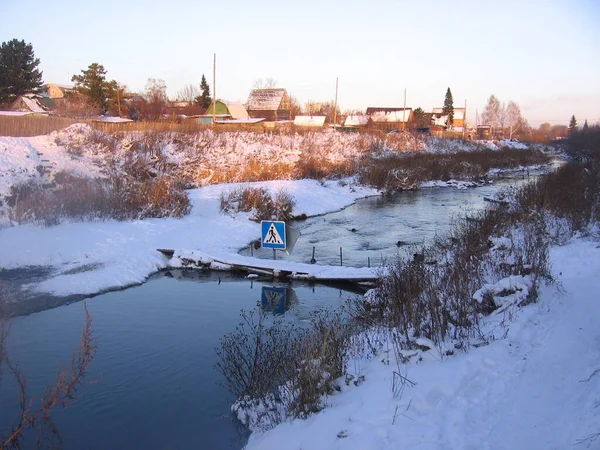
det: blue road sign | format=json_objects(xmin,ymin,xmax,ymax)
[{"xmin": 261, "ymin": 221, "xmax": 286, "ymax": 249}]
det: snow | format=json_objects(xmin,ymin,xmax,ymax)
[
  {"xmin": 93, "ymin": 117, "xmax": 133, "ymax": 123},
  {"xmin": 0, "ymin": 177, "xmax": 378, "ymax": 296},
  {"xmin": 0, "ymin": 111, "xmax": 35, "ymax": 116},
  {"xmin": 245, "ymin": 237, "xmax": 600, "ymax": 450},
  {"xmin": 293, "ymin": 115, "xmax": 326, "ymax": 127}
]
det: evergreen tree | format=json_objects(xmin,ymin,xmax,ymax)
[
  {"xmin": 0, "ymin": 39, "xmax": 44, "ymax": 103},
  {"xmin": 196, "ymin": 74, "xmax": 212, "ymax": 109},
  {"xmin": 568, "ymin": 115, "xmax": 577, "ymax": 134},
  {"xmin": 442, "ymin": 87, "xmax": 454, "ymax": 127},
  {"xmin": 71, "ymin": 63, "xmax": 111, "ymax": 113},
  {"xmin": 413, "ymin": 107, "xmax": 428, "ymax": 127},
  {"xmin": 583, "ymin": 119, "xmax": 589, "ymax": 131}
]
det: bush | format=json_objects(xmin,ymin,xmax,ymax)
[
  {"xmin": 5, "ymin": 172, "xmax": 190, "ymax": 226},
  {"xmin": 219, "ymin": 187, "xmax": 296, "ymax": 222},
  {"xmin": 358, "ymin": 148, "xmax": 549, "ymax": 193},
  {"xmin": 217, "ymin": 308, "xmax": 353, "ymax": 428}
]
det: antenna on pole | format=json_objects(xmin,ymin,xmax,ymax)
[
  {"xmin": 333, "ymin": 77, "xmax": 338, "ymax": 129},
  {"xmin": 212, "ymin": 53, "xmax": 216, "ymax": 128}
]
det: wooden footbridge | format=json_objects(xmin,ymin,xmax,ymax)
[{"xmin": 157, "ymin": 248, "xmax": 380, "ymax": 284}]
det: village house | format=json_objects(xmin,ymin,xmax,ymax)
[
  {"xmin": 431, "ymin": 107, "xmax": 467, "ymax": 131},
  {"xmin": 365, "ymin": 107, "xmax": 413, "ymax": 130},
  {"xmin": 10, "ymin": 93, "xmax": 52, "ymax": 114},
  {"xmin": 45, "ymin": 83, "xmax": 74, "ymax": 99},
  {"xmin": 205, "ymin": 100, "xmax": 250, "ymax": 120},
  {"xmin": 246, "ymin": 88, "xmax": 292, "ymax": 121}
]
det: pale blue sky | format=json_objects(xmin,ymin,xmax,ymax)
[{"xmin": 2, "ymin": 0, "xmax": 599, "ymax": 125}]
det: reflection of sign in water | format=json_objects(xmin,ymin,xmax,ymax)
[
  {"xmin": 261, "ymin": 286, "xmax": 287, "ymax": 315},
  {"xmin": 261, "ymin": 221, "xmax": 286, "ymax": 249}
]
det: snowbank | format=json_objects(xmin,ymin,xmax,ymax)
[
  {"xmin": 0, "ymin": 178, "xmax": 378, "ymax": 297},
  {"xmin": 245, "ymin": 238, "xmax": 600, "ymax": 449}
]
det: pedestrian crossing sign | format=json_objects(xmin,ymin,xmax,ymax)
[{"xmin": 261, "ymin": 221, "xmax": 286, "ymax": 249}]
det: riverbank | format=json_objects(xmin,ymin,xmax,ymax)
[{"xmin": 244, "ymin": 237, "xmax": 600, "ymax": 449}]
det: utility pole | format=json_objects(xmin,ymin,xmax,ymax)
[
  {"xmin": 463, "ymin": 99, "xmax": 467, "ymax": 140},
  {"xmin": 403, "ymin": 88, "xmax": 407, "ymax": 130},
  {"xmin": 116, "ymin": 84, "xmax": 121, "ymax": 116},
  {"xmin": 212, "ymin": 53, "xmax": 216, "ymax": 128},
  {"xmin": 333, "ymin": 77, "xmax": 338, "ymax": 128}
]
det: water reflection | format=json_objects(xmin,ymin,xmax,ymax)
[{"xmin": 260, "ymin": 285, "xmax": 299, "ymax": 315}]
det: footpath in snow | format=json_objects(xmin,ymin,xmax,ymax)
[{"xmin": 246, "ymin": 238, "xmax": 600, "ymax": 450}]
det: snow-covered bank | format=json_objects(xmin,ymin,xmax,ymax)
[
  {"xmin": 245, "ymin": 237, "xmax": 600, "ymax": 450},
  {"xmin": 0, "ymin": 179, "xmax": 378, "ymax": 297}
]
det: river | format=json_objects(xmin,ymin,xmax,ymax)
[{"xmin": 0, "ymin": 170, "xmax": 540, "ymax": 449}]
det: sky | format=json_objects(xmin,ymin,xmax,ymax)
[{"xmin": 2, "ymin": 0, "xmax": 599, "ymax": 126}]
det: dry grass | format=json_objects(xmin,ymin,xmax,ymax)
[
  {"xmin": 6, "ymin": 173, "xmax": 190, "ymax": 226},
  {"xmin": 358, "ymin": 147, "xmax": 550, "ymax": 192}
]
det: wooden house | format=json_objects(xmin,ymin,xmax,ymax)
[
  {"xmin": 10, "ymin": 94, "xmax": 52, "ymax": 113},
  {"xmin": 45, "ymin": 83, "xmax": 74, "ymax": 99},
  {"xmin": 246, "ymin": 88, "xmax": 292, "ymax": 121},
  {"xmin": 431, "ymin": 107, "xmax": 466, "ymax": 130}
]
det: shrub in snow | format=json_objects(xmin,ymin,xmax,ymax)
[
  {"xmin": 219, "ymin": 187, "xmax": 296, "ymax": 222},
  {"xmin": 216, "ymin": 309, "xmax": 352, "ymax": 431}
]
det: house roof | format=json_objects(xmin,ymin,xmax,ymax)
[
  {"xmin": 45, "ymin": 83, "xmax": 74, "ymax": 90},
  {"xmin": 11, "ymin": 94, "xmax": 50, "ymax": 113},
  {"xmin": 366, "ymin": 107, "xmax": 411, "ymax": 115},
  {"xmin": 246, "ymin": 88, "xmax": 287, "ymax": 111},
  {"xmin": 294, "ymin": 115, "xmax": 326, "ymax": 127},
  {"xmin": 206, "ymin": 101, "xmax": 250, "ymax": 120},
  {"xmin": 343, "ymin": 115, "xmax": 369, "ymax": 126},
  {"xmin": 367, "ymin": 107, "xmax": 413, "ymax": 123}
]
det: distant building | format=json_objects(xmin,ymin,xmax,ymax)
[
  {"xmin": 431, "ymin": 107, "xmax": 466, "ymax": 131},
  {"xmin": 205, "ymin": 101, "xmax": 249, "ymax": 120},
  {"xmin": 10, "ymin": 93, "xmax": 52, "ymax": 113},
  {"xmin": 45, "ymin": 83, "xmax": 74, "ymax": 99},
  {"xmin": 366, "ymin": 107, "xmax": 413, "ymax": 130},
  {"xmin": 343, "ymin": 114, "xmax": 369, "ymax": 128},
  {"xmin": 246, "ymin": 88, "xmax": 291, "ymax": 121},
  {"xmin": 477, "ymin": 125, "xmax": 493, "ymax": 140}
]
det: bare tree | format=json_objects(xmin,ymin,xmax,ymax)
[
  {"xmin": 506, "ymin": 101, "xmax": 528, "ymax": 139},
  {"xmin": 481, "ymin": 95, "xmax": 505, "ymax": 129},
  {"xmin": 253, "ymin": 77, "xmax": 277, "ymax": 89},
  {"xmin": 0, "ymin": 283, "xmax": 97, "ymax": 449},
  {"xmin": 288, "ymin": 94, "xmax": 302, "ymax": 119},
  {"xmin": 176, "ymin": 84, "xmax": 200, "ymax": 103},
  {"xmin": 142, "ymin": 78, "xmax": 168, "ymax": 120}
]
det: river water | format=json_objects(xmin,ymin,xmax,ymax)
[
  {"xmin": 243, "ymin": 173, "xmax": 536, "ymax": 267},
  {"xmin": 0, "ymin": 171, "xmax": 539, "ymax": 449}
]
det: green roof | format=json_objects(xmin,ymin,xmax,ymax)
[{"xmin": 205, "ymin": 101, "xmax": 229, "ymax": 115}]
